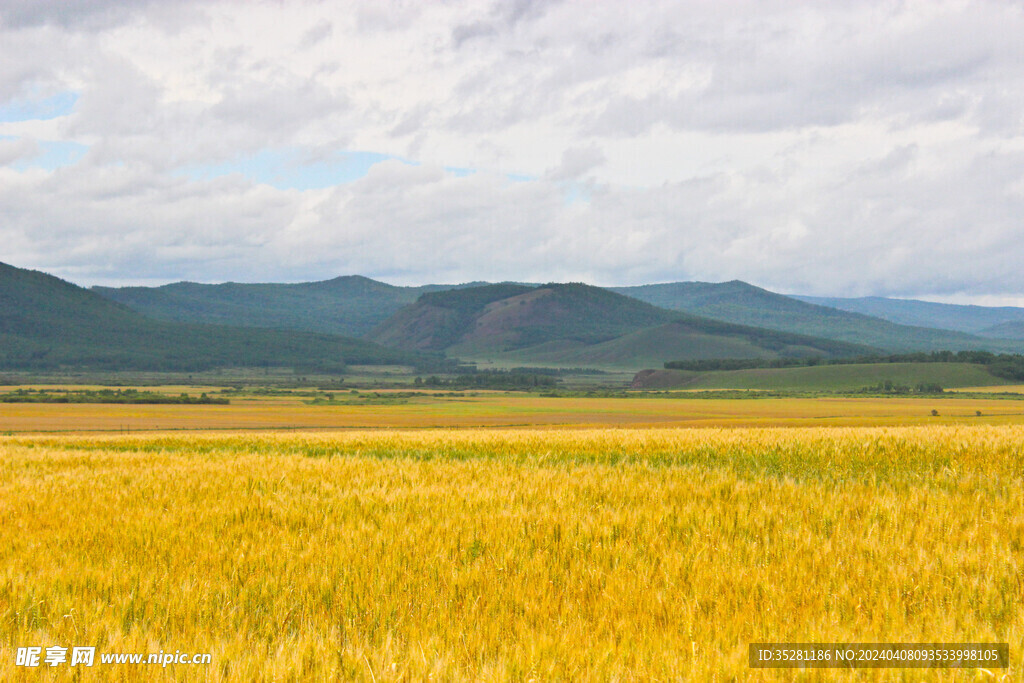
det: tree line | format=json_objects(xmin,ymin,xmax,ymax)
[
  {"xmin": 0, "ymin": 389, "xmax": 229, "ymax": 404},
  {"xmin": 665, "ymin": 351, "xmax": 1024, "ymax": 381}
]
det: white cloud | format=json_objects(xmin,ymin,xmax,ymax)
[
  {"xmin": 0, "ymin": 135, "xmax": 37, "ymax": 164},
  {"xmin": 0, "ymin": 0, "xmax": 1022, "ymax": 301}
]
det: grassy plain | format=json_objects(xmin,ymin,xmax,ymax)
[
  {"xmin": 2, "ymin": 390, "xmax": 1024, "ymax": 433},
  {"xmin": 635, "ymin": 362, "xmax": 1008, "ymax": 392},
  {"xmin": 0, "ymin": 426, "xmax": 1021, "ymax": 681}
]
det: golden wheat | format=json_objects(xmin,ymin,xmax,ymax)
[{"xmin": 0, "ymin": 426, "xmax": 1021, "ymax": 680}]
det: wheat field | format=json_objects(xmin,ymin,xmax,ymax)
[
  {"xmin": 3, "ymin": 394, "xmax": 1024, "ymax": 432},
  {"xmin": 1, "ymin": 426, "xmax": 1021, "ymax": 680}
]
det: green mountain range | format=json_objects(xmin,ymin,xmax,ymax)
[
  {"xmin": 92, "ymin": 276, "xmax": 474, "ymax": 337},
  {"xmin": 794, "ymin": 294, "xmax": 1024, "ymax": 336},
  {"xmin": 982, "ymin": 321, "xmax": 1024, "ymax": 340},
  {"xmin": 0, "ymin": 263, "xmax": 432, "ymax": 372},
  {"xmin": 367, "ymin": 283, "xmax": 874, "ymax": 369},
  {"xmin": 94, "ymin": 275, "xmax": 1024, "ymax": 356},
  {"xmin": 611, "ymin": 281, "xmax": 1024, "ymax": 354},
  {"xmin": 9, "ymin": 262, "xmax": 1024, "ymax": 373}
]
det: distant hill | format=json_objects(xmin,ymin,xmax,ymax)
[
  {"xmin": 982, "ymin": 320, "xmax": 1024, "ymax": 340},
  {"xmin": 95, "ymin": 274, "xmax": 1024, "ymax": 355},
  {"xmin": 369, "ymin": 283, "xmax": 875, "ymax": 369},
  {"xmin": 92, "ymin": 276, "xmax": 474, "ymax": 337},
  {"xmin": 612, "ymin": 281, "xmax": 1024, "ymax": 353},
  {"xmin": 795, "ymin": 294, "xmax": 1024, "ymax": 335},
  {"xmin": 464, "ymin": 319, "xmax": 877, "ymax": 370},
  {"xmin": 0, "ymin": 263, "xmax": 432, "ymax": 372},
  {"xmin": 370, "ymin": 283, "xmax": 674, "ymax": 352}
]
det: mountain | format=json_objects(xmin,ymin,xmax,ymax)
[
  {"xmin": 62, "ymin": 270, "xmax": 1024, "ymax": 369},
  {"xmin": 611, "ymin": 281, "xmax": 1024, "ymax": 353},
  {"xmin": 368, "ymin": 282, "xmax": 875, "ymax": 369},
  {"xmin": 92, "ymin": 276, "xmax": 473, "ymax": 337},
  {"xmin": 981, "ymin": 320, "xmax": 1024, "ymax": 340},
  {"xmin": 462, "ymin": 319, "xmax": 877, "ymax": 369},
  {"xmin": 371, "ymin": 283, "xmax": 674, "ymax": 352},
  {"xmin": 0, "ymin": 262, "xmax": 432, "ymax": 372},
  {"xmin": 794, "ymin": 294, "xmax": 1024, "ymax": 336}
]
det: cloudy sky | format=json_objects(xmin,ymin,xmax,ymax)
[{"xmin": 1, "ymin": 0, "xmax": 1023, "ymax": 302}]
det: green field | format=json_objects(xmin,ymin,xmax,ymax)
[{"xmin": 634, "ymin": 362, "xmax": 1009, "ymax": 391}]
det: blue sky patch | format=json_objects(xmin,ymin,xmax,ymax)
[
  {"xmin": 0, "ymin": 91, "xmax": 79, "ymax": 123},
  {"xmin": 562, "ymin": 182, "xmax": 592, "ymax": 205},
  {"xmin": 11, "ymin": 140, "xmax": 88, "ymax": 171},
  {"xmin": 178, "ymin": 148, "xmax": 404, "ymax": 189}
]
